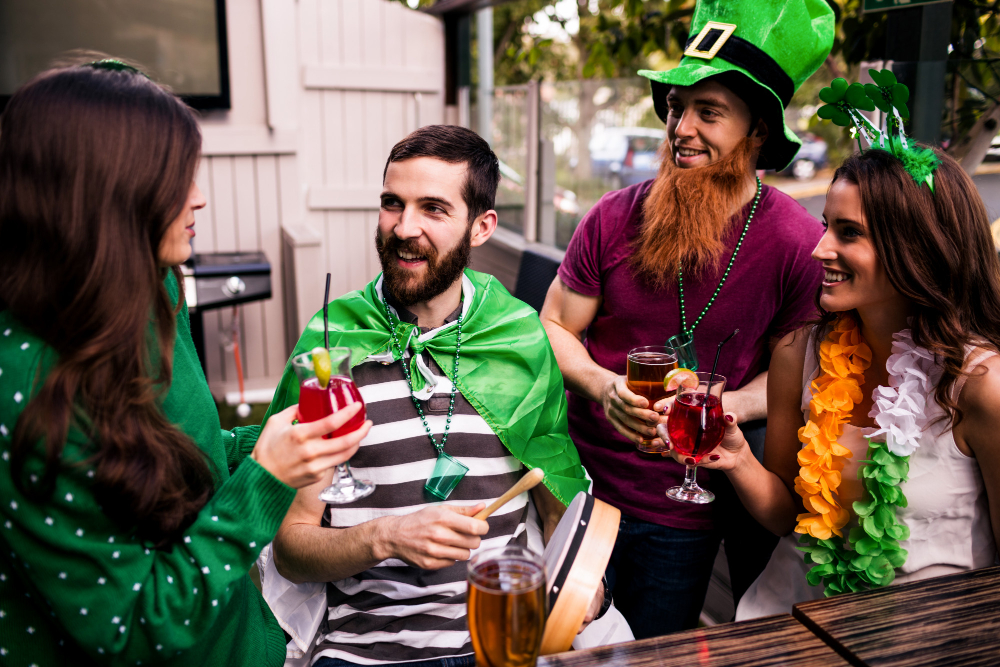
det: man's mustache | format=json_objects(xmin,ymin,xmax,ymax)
[{"xmin": 378, "ymin": 235, "xmax": 437, "ymax": 261}]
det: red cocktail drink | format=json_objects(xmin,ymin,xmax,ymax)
[
  {"xmin": 667, "ymin": 392, "xmax": 724, "ymax": 463},
  {"xmin": 298, "ymin": 376, "xmax": 367, "ymax": 438},
  {"xmin": 666, "ymin": 372, "xmax": 726, "ymax": 504},
  {"xmin": 291, "ymin": 347, "xmax": 375, "ymax": 504}
]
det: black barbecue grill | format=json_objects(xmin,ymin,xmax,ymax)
[{"xmin": 181, "ymin": 251, "xmax": 272, "ymax": 372}]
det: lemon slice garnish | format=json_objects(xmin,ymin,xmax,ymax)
[
  {"xmin": 311, "ymin": 347, "xmax": 332, "ymax": 388},
  {"xmin": 664, "ymin": 368, "xmax": 699, "ymax": 392}
]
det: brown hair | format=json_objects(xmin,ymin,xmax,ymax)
[
  {"xmin": 816, "ymin": 147, "xmax": 1000, "ymax": 426},
  {"xmin": 0, "ymin": 64, "xmax": 214, "ymax": 548},
  {"xmin": 383, "ymin": 125, "xmax": 501, "ymax": 223}
]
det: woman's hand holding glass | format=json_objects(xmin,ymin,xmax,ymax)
[
  {"xmin": 251, "ymin": 403, "xmax": 372, "ymax": 489},
  {"xmin": 655, "ymin": 408, "xmax": 749, "ymax": 473}
]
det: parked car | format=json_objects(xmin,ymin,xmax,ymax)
[
  {"xmin": 984, "ymin": 132, "xmax": 1000, "ymax": 161},
  {"xmin": 778, "ymin": 132, "xmax": 828, "ymax": 181},
  {"xmin": 589, "ymin": 127, "xmax": 666, "ymax": 186}
]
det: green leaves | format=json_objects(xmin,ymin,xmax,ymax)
[
  {"xmin": 819, "ymin": 77, "xmax": 849, "ymax": 103},
  {"xmin": 846, "ymin": 83, "xmax": 876, "ymax": 111},
  {"xmin": 818, "ymin": 104, "xmax": 852, "ymax": 127},
  {"xmin": 868, "ymin": 68, "xmax": 897, "ymax": 87},
  {"xmin": 818, "ymin": 79, "xmax": 875, "ymax": 127},
  {"xmin": 861, "ymin": 69, "xmax": 911, "ymax": 119}
]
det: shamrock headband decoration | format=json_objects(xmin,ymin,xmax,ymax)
[{"xmin": 818, "ymin": 69, "xmax": 939, "ymax": 193}]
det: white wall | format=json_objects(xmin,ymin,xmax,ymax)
[{"xmin": 195, "ymin": 0, "xmax": 444, "ymax": 398}]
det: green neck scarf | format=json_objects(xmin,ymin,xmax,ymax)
[{"xmin": 262, "ymin": 269, "xmax": 589, "ymax": 506}]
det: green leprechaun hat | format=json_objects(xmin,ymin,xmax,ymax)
[{"xmin": 639, "ymin": 0, "xmax": 835, "ymax": 171}]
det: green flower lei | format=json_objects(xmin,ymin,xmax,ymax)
[{"xmin": 799, "ymin": 438, "xmax": 911, "ymax": 596}]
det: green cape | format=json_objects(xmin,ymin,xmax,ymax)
[{"xmin": 262, "ymin": 269, "xmax": 589, "ymax": 506}]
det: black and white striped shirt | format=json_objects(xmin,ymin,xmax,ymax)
[{"xmin": 312, "ymin": 296, "xmax": 529, "ymax": 665}]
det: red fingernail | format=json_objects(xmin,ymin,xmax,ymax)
[
  {"xmin": 710, "ymin": 455, "xmax": 721, "ymax": 461},
  {"xmin": 725, "ymin": 414, "xmax": 735, "ymax": 423},
  {"xmin": 685, "ymin": 457, "xmax": 695, "ymax": 465}
]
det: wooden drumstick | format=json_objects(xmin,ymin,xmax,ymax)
[{"xmin": 474, "ymin": 468, "xmax": 545, "ymax": 520}]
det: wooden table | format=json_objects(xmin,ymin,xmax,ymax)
[
  {"xmin": 793, "ymin": 566, "xmax": 1000, "ymax": 667},
  {"xmin": 538, "ymin": 614, "xmax": 851, "ymax": 667}
]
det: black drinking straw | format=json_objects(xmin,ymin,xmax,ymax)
[
  {"xmin": 699, "ymin": 328, "xmax": 740, "ymax": 436},
  {"xmin": 323, "ymin": 273, "xmax": 331, "ymax": 350},
  {"xmin": 707, "ymin": 328, "xmax": 740, "ymax": 396}
]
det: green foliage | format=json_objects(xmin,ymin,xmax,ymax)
[
  {"xmin": 483, "ymin": 0, "xmax": 998, "ymax": 164},
  {"xmin": 492, "ymin": 0, "xmax": 695, "ymax": 85}
]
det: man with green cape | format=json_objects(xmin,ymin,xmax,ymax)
[{"xmin": 259, "ymin": 125, "xmax": 599, "ymax": 666}]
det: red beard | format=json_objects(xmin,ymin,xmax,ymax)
[{"xmin": 631, "ymin": 137, "xmax": 756, "ymax": 288}]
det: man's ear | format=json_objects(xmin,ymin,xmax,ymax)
[
  {"xmin": 752, "ymin": 118, "xmax": 769, "ymax": 150},
  {"xmin": 470, "ymin": 209, "xmax": 498, "ymax": 248}
]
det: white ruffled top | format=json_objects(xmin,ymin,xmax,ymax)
[{"xmin": 736, "ymin": 328, "xmax": 997, "ymax": 620}]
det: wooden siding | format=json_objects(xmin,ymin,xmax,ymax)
[
  {"xmin": 196, "ymin": 0, "xmax": 443, "ymax": 395},
  {"xmin": 299, "ymin": 0, "xmax": 445, "ymax": 305},
  {"xmin": 194, "ymin": 154, "xmax": 296, "ymax": 388}
]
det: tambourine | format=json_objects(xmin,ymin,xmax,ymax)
[{"xmin": 539, "ymin": 492, "xmax": 621, "ymax": 654}]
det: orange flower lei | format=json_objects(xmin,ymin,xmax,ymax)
[{"xmin": 794, "ymin": 316, "xmax": 871, "ymax": 541}]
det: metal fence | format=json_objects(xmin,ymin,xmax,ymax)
[{"xmin": 477, "ymin": 78, "xmax": 666, "ymax": 248}]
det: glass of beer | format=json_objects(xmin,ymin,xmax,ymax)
[
  {"xmin": 467, "ymin": 545, "xmax": 547, "ymax": 667},
  {"xmin": 626, "ymin": 345, "xmax": 678, "ymax": 453}
]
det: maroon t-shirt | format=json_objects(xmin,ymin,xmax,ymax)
[{"xmin": 558, "ymin": 181, "xmax": 823, "ymax": 530}]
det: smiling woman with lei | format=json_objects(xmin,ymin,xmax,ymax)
[{"xmin": 659, "ymin": 75, "xmax": 1000, "ymax": 615}]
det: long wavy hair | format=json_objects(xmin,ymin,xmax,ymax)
[
  {"xmin": 814, "ymin": 147, "xmax": 1000, "ymax": 426},
  {"xmin": 0, "ymin": 64, "xmax": 215, "ymax": 548}
]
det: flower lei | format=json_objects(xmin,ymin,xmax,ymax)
[{"xmin": 795, "ymin": 317, "xmax": 933, "ymax": 596}]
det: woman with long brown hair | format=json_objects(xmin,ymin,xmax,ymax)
[
  {"xmin": 0, "ymin": 63, "xmax": 370, "ymax": 664},
  {"xmin": 660, "ymin": 146, "xmax": 1000, "ymax": 616}
]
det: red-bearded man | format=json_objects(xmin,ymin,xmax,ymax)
[{"xmin": 540, "ymin": 0, "xmax": 834, "ymax": 638}]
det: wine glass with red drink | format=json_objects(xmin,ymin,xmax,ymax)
[
  {"xmin": 626, "ymin": 346, "xmax": 679, "ymax": 453},
  {"xmin": 665, "ymin": 372, "xmax": 726, "ymax": 504},
  {"xmin": 292, "ymin": 347, "xmax": 375, "ymax": 503}
]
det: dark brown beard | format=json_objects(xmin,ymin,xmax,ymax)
[
  {"xmin": 376, "ymin": 228, "xmax": 472, "ymax": 306},
  {"xmin": 631, "ymin": 137, "xmax": 756, "ymax": 288}
]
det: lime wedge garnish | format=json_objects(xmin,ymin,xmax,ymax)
[
  {"xmin": 311, "ymin": 347, "xmax": 332, "ymax": 388},
  {"xmin": 664, "ymin": 368, "xmax": 698, "ymax": 392}
]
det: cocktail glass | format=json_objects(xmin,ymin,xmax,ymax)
[
  {"xmin": 291, "ymin": 347, "xmax": 374, "ymax": 504},
  {"xmin": 665, "ymin": 372, "xmax": 726, "ymax": 504}
]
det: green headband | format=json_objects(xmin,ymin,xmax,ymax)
[
  {"xmin": 84, "ymin": 59, "xmax": 149, "ymax": 79},
  {"xmin": 817, "ymin": 69, "xmax": 939, "ymax": 193}
]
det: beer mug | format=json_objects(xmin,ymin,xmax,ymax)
[{"xmin": 467, "ymin": 545, "xmax": 547, "ymax": 667}]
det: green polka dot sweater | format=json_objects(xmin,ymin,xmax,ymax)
[{"xmin": 0, "ymin": 275, "xmax": 296, "ymax": 666}]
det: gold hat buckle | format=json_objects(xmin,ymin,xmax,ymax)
[{"xmin": 684, "ymin": 22, "xmax": 737, "ymax": 60}]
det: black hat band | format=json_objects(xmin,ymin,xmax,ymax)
[{"xmin": 684, "ymin": 33, "xmax": 795, "ymax": 108}]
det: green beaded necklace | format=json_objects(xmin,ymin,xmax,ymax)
[
  {"xmin": 671, "ymin": 177, "xmax": 761, "ymax": 370},
  {"xmin": 383, "ymin": 294, "xmax": 469, "ymax": 500}
]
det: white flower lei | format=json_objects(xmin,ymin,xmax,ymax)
[{"xmin": 868, "ymin": 328, "xmax": 942, "ymax": 456}]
